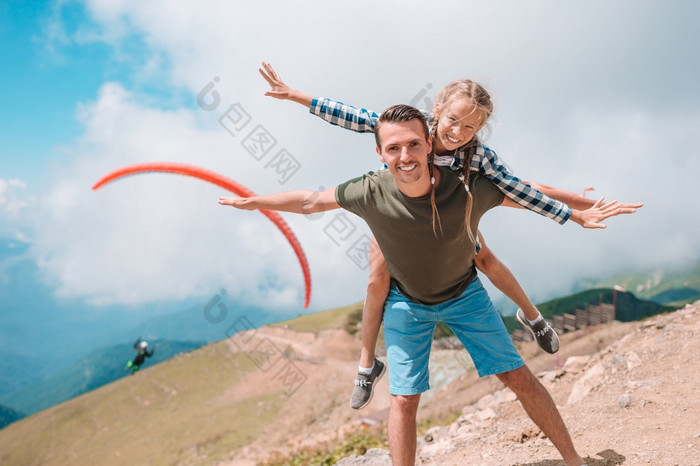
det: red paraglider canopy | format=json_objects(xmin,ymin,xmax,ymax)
[{"xmin": 92, "ymin": 162, "xmax": 311, "ymax": 308}]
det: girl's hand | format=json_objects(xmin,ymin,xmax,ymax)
[
  {"xmin": 570, "ymin": 197, "xmax": 642, "ymax": 229},
  {"xmin": 258, "ymin": 61, "xmax": 313, "ymax": 106},
  {"xmin": 259, "ymin": 61, "xmax": 294, "ymax": 100}
]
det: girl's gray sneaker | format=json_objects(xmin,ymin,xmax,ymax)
[
  {"xmin": 350, "ymin": 358, "xmax": 386, "ymax": 410},
  {"xmin": 516, "ymin": 309, "xmax": 560, "ymax": 354}
]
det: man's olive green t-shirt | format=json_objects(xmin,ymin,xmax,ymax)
[{"xmin": 335, "ymin": 166, "xmax": 504, "ymax": 305}]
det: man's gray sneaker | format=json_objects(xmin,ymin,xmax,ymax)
[
  {"xmin": 350, "ymin": 358, "xmax": 386, "ymax": 410},
  {"xmin": 516, "ymin": 309, "xmax": 560, "ymax": 354}
]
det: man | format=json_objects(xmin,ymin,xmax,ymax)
[
  {"xmin": 218, "ymin": 105, "xmax": 627, "ymax": 465},
  {"xmin": 126, "ymin": 338, "xmax": 155, "ymax": 375}
]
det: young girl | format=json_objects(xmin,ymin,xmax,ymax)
[{"xmin": 258, "ymin": 62, "xmax": 641, "ymax": 409}]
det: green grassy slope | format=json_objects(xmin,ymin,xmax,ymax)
[
  {"xmin": 0, "ymin": 340, "xmax": 206, "ymax": 418},
  {"xmin": 0, "ymin": 301, "xmax": 368, "ymax": 464},
  {"xmin": 0, "ymin": 352, "xmax": 52, "ymax": 396},
  {"xmin": 0, "ymin": 342, "xmax": 286, "ymax": 466},
  {"xmin": 0, "ymin": 404, "xmax": 23, "ymax": 430},
  {"xmin": 500, "ymin": 289, "xmax": 674, "ymax": 333},
  {"xmin": 271, "ymin": 301, "xmax": 363, "ymax": 334},
  {"xmin": 575, "ymin": 260, "xmax": 700, "ymax": 305}
]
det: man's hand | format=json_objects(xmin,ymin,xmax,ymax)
[
  {"xmin": 570, "ymin": 197, "xmax": 643, "ymax": 229},
  {"xmin": 218, "ymin": 196, "xmax": 254, "ymax": 210}
]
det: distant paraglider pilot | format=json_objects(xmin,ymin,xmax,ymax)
[{"xmin": 125, "ymin": 338, "xmax": 155, "ymax": 374}]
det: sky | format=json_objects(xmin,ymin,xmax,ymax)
[{"xmin": 1, "ymin": 0, "xmax": 699, "ymax": 328}]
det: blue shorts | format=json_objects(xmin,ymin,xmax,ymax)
[{"xmin": 382, "ymin": 278, "xmax": 524, "ymax": 395}]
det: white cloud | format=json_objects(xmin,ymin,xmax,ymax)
[
  {"xmin": 479, "ymin": 105, "xmax": 700, "ymax": 304},
  {"xmin": 0, "ymin": 179, "xmax": 28, "ymax": 213},
  {"xmin": 26, "ymin": 0, "xmax": 698, "ymax": 311},
  {"xmin": 0, "ymin": 178, "xmax": 33, "ymax": 240},
  {"xmin": 28, "ymin": 82, "xmax": 369, "ymax": 310}
]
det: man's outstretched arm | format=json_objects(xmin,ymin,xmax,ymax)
[{"xmin": 218, "ymin": 187, "xmax": 340, "ymax": 214}]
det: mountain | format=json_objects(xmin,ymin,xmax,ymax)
[
  {"xmin": 0, "ymin": 350, "xmax": 52, "ymax": 395},
  {"xmin": 0, "ymin": 280, "xmax": 299, "ymax": 421},
  {"xmin": 0, "ymin": 299, "xmax": 697, "ymax": 465},
  {"xmin": 130, "ymin": 295, "xmax": 281, "ymax": 343},
  {"xmin": 0, "ymin": 239, "xmax": 299, "ymax": 394},
  {"xmin": 498, "ymin": 288, "xmax": 672, "ymax": 334},
  {"xmin": 0, "ymin": 339, "xmax": 206, "ymax": 418},
  {"xmin": 341, "ymin": 302, "xmax": 700, "ymax": 466},
  {"xmin": 574, "ymin": 259, "xmax": 700, "ymax": 306},
  {"xmin": 649, "ymin": 287, "xmax": 700, "ymax": 306},
  {"xmin": 0, "ymin": 301, "xmax": 365, "ymax": 465},
  {"xmin": 0, "ymin": 404, "xmax": 23, "ymax": 430},
  {"xmin": 539, "ymin": 288, "xmax": 672, "ymax": 321},
  {"xmin": 0, "ymin": 301, "xmax": 354, "ymax": 421}
]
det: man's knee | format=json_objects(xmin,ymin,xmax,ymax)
[
  {"xmin": 496, "ymin": 365, "xmax": 537, "ymax": 392},
  {"xmin": 391, "ymin": 394, "xmax": 421, "ymax": 414}
]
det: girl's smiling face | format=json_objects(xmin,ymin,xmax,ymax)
[{"xmin": 434, "ymin": 97, "xmax": 486, "ymax": 154}]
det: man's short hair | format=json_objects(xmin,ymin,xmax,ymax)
[{"xmin": 374, "ymin": 104, "xmax": 430, "ymax": 149}]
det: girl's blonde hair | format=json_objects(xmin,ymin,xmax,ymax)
[{"xmin": 432, "ymin": 79, "xmax": 494, "ymax": 245}]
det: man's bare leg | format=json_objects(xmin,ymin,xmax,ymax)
[
  {"xmin": 388, "ymin": 394, "xmax": 420, "ymax": 466},
  {"xmin": 497, "ymin": 365, "xmax": 585, "ymax": 466}
]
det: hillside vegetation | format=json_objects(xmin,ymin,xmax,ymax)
[
  {"xmin": 0, "ymin": 404, "xmax": 23, "ymax": 430},
  {"xmin": 271, "ymin": 301, "xmax": 363, "ymax": 334},
  {"xmin": 0, "ymin": 343, "xmax": 287, "ymax": 465},
  {"xmin": 576, "ymin": 260, "xmax": 700, "ymax": 306},
  {"xmin": 0, "ymin": 302, "xmax": 368, "ymax": 466},
  {"xmin": 0, "ymin": 340, "xmax": 206, "ymax": 417},
  {"xmin": 0, "ymin": 288, "xmax": 691, "ymax": 465},
  {"xmin": 499, "ymin": 289, "xmax": 671, "ymax": 334}
]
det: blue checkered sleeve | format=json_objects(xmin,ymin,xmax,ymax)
[
  {"xmin": 309, "ymin": 97, "xmax": 379, "ymax": 133},
  {"xmin": 309, "ymin": 98, "xmax": 571, "ymax": 224},
  {"xmin": 469, "ymin": 145, "xmax": 573, "ymax": 224}
]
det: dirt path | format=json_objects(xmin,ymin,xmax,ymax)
[
  {"xmin": 221, "ymin": 302, "xmax": 700, "ymax": 465},
  {"xmin": 342, "ymin": 302, "xmax": 700, "ymax": 465}
]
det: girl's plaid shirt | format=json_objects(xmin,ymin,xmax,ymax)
[{"xmin": 309, "ymin": 97, "xmax": 572, "ymax": 224}]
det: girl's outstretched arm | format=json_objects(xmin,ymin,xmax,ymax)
[
  {"xmin": 260, "ymin": 61, "xmax": 380, "ymax": 133},
  {"xmin": 259, "ymin": 61, "xmax": 313, "ymax": 106},
  {"xmin": 471, "ymin": 145, "xmax": 573, "ymax": 224},
  {"xmin": 477, "ymin": 144, "xmax": 642, "ymax": 228},
  {"xmin": 568, "ymin": 197, "xmax": 641, "ymax": 229},
  {"xmin": 500, "ymin": 189, "xmax": 642, "ymax": 229},
  {"xmin": 528, "ymin": 182, "xmax": 643, "ymax": 212}
]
